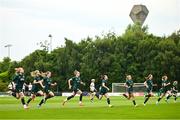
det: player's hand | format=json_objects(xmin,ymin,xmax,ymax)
[
  {"xmin": 42, "ymin": 86, "xmax": 45, "ymax": 88},
  {"xmin": 107, "ymin": 88, "xmax": 110, "ymax": 91},
  {"xmin": 69, "ymin": 85, "xmax": 72, "ymax": 89},
  {"xmin": 82, "ymin": 83, "xmax": 86, "ymax": 86},
  {"xmin": 54, "ymin": 82, "xmax": 57, "ymax": 86}
]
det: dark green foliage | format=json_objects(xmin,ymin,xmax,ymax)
[{"xmin": 0, "ymin": 23, "xmax": 179, "ymax": 91}]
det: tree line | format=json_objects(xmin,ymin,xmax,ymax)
[{"xmin": 0, "ymin": 23, "xmax": 180, "ymax": 92}]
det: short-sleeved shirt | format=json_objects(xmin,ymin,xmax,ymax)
[
  {"xmin": 146, "ymin": 79, "xmax": 153, "ymax": 92},
  {"xmin": 70, "ymin": 77, "xmax": 81, "ymax": 91},
  {"xmin": 90, "ymin": 82, "xmax": 95, "ymax": 92},
  {"xmin": 125, "ymin": 80, "xmax": 134, "ymax": 93},
  {"xmin": 162, "ymin": 80, "xmax": 170, "ymax": 90},
  {"xmin": 99, "ymin": 80, "xmax": 108, "ymax": 95},
  {"xmin": 43, "ymin": 77, "xmax": 52, "ymax": 93},
  {"xmin": 31, "ymin": 76, "xmax": 43, "ymax": 93},
  {"xmin": 13, "ymin": 73, "xmax": 25, "ymax": 91}
]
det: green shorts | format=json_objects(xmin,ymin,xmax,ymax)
[
  {"xmin": 99, "ymin": 87, "xmax": 108, "ymax": 95},
  {"xmin": 31, "ymin": 86, "xmax": 41, "ymax": 94}
]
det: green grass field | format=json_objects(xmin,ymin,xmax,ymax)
[{"xmin": 0, "ymin": 96, "xmax": 179, "ymax": 120}]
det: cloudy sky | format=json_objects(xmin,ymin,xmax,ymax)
[{"xmin": 0, "ymin": 0, "xmax": 180, "ymax": 61}]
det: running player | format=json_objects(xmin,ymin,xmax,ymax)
[
  {"xmin": 99, "ymin": 75, "xmax": 112, "ymax": 107},
  {"xmin": 89, "ymin": 79, "xmax": 97, "ymax": 102},
  {"xmin": 166, "ymin": 81, "xmax": 178, "ymax": 102},
  {"xmin": 156, "ymin": 75, "xmax": 171, "ymax": 104},
  {"xmin": 26, "ymin": 70, "xmax": 44, "ymax": 106},
  {"xmin": 13, "ymin": 67, "xmax": 28, "ymax": 109},
  {"xmin": 123, "ymin": 75, "xmax": 137, "ymax": 107},
  {"xmin": 62, "ymin": 70, "xmax": 85, "ymax": 106},
  {"xmin": 143, "ymin": 74, "xmax": 154, "ymax": 105},
  {"xmin": 38, "ymin": 71, "xmax": 57, "ymax": 107}
]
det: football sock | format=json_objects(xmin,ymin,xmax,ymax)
[
  {"xmin": 144, "ymin": 97, "xmax": 150, "ymax": 104},
  {"xmin": 175, "ymin": 97, "xmax": 177, "ymax": 101},
  {"xmin": 157, "ymin": 98, "xmax": 161, "ymax": 102},
  {"xmin": 133, "ymin": 100, "xmax": 136, "ymax": 105},
  {"xmin": 166, "ymin": 95, "xmax": 171, "ymax": 100},
  {"xmin": 80, "ymin": 94, "xmax": 83, "ymax": 102},
  {"xmin": 39, "ymin": 99, "xmax": 44, "ymax": 106},
  {"xmin": 107, "ymin": 98, "xmax": 110, "ymax": 105},
  {"xmin": 21, "ymin": 98, "xmax": 25, "ymax": 105},
  {"xmin": 67, "ymin": 95, "xmax": 74, "ymax": 101},
  {"xmin": 11, "ymin": 92, "xmax": 16, "ymax": 98},
  {"xmin": 123, "ymin": 94, "xmax": 128, "ymax": 99},
  {"xmin": 27, "ymin": 98, "xmax": 32, "ymax": 104}
]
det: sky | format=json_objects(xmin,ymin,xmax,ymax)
[{"xmin": 0, "ymin": 0, "xmax": 180, "ymax": 61}]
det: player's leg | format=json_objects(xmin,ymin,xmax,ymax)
[
  {"xmin": 44, "ymin": 91, "xmax": 54, "ymax": 102},
  {"xmin": 11, "ymin": 89, "xmax": 17, "ymax": 98},
  {"xmin": 26, "ymin": 94, "xmax": 36, "ymax": 105},
  {"xmin": 89, "ymin": 92, "xmax": 93, "ymax": 102},
  {"xmin": 19, "ymin": 92, "xmax": 28, "ymax": 109},
  {"xmin": 62, "ymin": 91, "xmax": 76, "ymax": 106},
  {"xmin": 38, "ymin": 92, "xmax": 46, "ymax": 107},
  {"xmin": 95, "ymin": 92, "xmax": 100, "ymax": 99},
  {"xmin": 77, "ymin": 90, "xmax": 83, "ymax": 106},
  {"xmin": 123, "ymin": 92, "xmax": 128, "ymax": 99},
  {"xmin": 144, "ymin": 90, "xmax": 152, "ymax": 105},
  {"xmin": 16, "ymin": 92, "xmax": 20, "ymax": 99},
  {"xmin": 131, "ymin": 94, "xmax": 137, "ymax": 106},
  {"xmin": 165, "ymin": 91, "xmax": 172, "ymax": 103},
  {"xmin": 156, "ymin": 93, "xmax": 165, "ymax": 104},
  {"xmin": 104, "ymin": 93, "xmax": 112, "ymax": 107},
  {"xmin": 173, "ymin": 93, "xmax": 178, "ymax": 102}
]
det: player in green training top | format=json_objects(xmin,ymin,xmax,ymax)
[
  {"xmin": 26, "ymin": 70, "xmax": 44, "ymax": 106},
  {"xmin": 99, "ymin": 75, "xmax": 112, "ymax": 107},
  {"xmin": 123, "ymin": 75, "xmax": 137, "ymax": 107},
  {"xmin": 156, "ymin": 75, "xmax": 171, "ymax": 104},
  {"xmin": 62, "ymin": 70, "xmax": 85, "ymax": 106},
  {"xmin": 38, "ymin": 71, "xmax": 57, "ymax": 108},
  {"xmin": 165, "ymin": 81, "xmax": 178, "ymax": 103},
  {"xmin": 143, "ymin": 74, "xmax": 154, "ymax": 105},
  {"xmin": 13, "ymin": 67, "xmax": 28, "ymax": 109}
]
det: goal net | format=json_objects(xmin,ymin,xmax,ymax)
[{"xmin": 112, "ymin": 83, "xmax": 146, "ymax": 93}]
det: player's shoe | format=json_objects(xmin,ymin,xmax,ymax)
[
  {"xmin": 79, "ymin": 102, "xmax": 84, "ymax": 106},
  {"xmin": 37, "ymin": 105, "xmax": 41, "ymax": 108},
  {"xmin": 134, "ymin": 104, "xmax": 138, "ymax": 107},
  {"xmin": 123, "ymin": 93, "xmax": 127, "ymax": 98},
  {"xmin": 143, "ymin": 103, "xmax": 146, "ymax": 106},
  {"xmin": 108, "ymin": 104, "xmax": 113, "ymax": 107},
  {"xmin": 156, "ymin": 101, "xmax": 159, "ymax": 105},
  {"xmin": 165, "ymin": 99, "xmax": 169, "ymax": 103},
  {"xmin": 23, "ymin": 105, "xmax": 28, "ymax": 109},
  {"xmin": 62, "ymin": 100, "xmax": 66, "ymax": 106},
  {"xmin": 43, "ymin": 98, "xmax": 46, "ymax": 104}
]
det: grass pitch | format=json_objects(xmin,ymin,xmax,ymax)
[{"xmin": 0, "ymin": 96, "xmax": 179, "ymax": 120}]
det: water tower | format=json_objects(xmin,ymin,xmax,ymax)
[{"xmin": 129, "ymin": 5, "xmax": 149, "ymax": 26}]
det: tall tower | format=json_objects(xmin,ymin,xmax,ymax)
[{"xmin": 129, "ymin": 5, "xmax": 149, "ymax": 26}]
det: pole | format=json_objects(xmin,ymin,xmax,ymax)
[
  {"xmin": 48, "ymin": 34, "xmax": 52, "ymax": 52},
  {"xmin": 4, "ymin": 44, "xmax": 12, "ymax": 58}
]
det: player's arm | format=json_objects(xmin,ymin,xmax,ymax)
[
  {"xmin": 124, "ymin": 82, "xmax": 128, "ymax": 88},
  {"xmin": 165, "ymin": 82, "xmax": 171, "ymax": 86},
  {"xmin": 144, "ymin": 81, "xmax": 148, "ymax": 88},
  {"xmin": 39, "ymin": 80, "xmax": 45, "ymax": 88},
  {"xmin": 102, "ymin": 83, "xmax": 110, "ymax": 91},
  {"xmin": 80, "ymin": 81, "xmax": 85, "ymax": 86},
  {"xmin": 68, "ymin": 79, "xmax": 72, "ymax": 89},
  {"xmin": 51, "ymin": 82, "xmax": 57, "ymax": 86}
]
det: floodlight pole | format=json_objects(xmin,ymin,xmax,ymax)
[
  {"xmin": 48, "ymin": 34, "xmax": 52, "ymax": 52},
  {"xmin": 4, "ymin": 44, "xmax": 12, "ymax": 58}
]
